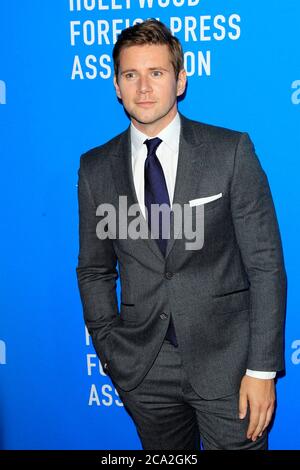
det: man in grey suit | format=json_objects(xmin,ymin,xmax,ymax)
[{"xmin": 76, "ymin": 19, "xmax": 287, "ymax": 450}]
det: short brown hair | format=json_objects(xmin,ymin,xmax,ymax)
[{"xmin": 113, "ymin": 19, "xmax": 184, "ymax": 82}]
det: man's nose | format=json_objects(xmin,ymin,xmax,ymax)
[{"xmin": 137, "ymin": 75, "xmax": 152, "ymax": 94}]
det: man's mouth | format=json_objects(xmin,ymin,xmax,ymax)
[{"xmin": 136, "ymin": 101, "xmax": 156, "ymax": 107}]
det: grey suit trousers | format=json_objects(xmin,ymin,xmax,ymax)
[{"xmin": 112, "ymin": 340, "xmax": 268, "ymax": 450}]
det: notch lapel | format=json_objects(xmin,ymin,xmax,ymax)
[
  {"xmin": 110, "ymin": 128, "xmax": 165, "ymax": 261},
  {"xmin": 165, "ymin": 116, "xmax": 206, "ymax": 258}
]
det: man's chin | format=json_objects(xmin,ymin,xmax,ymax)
[
  {"xmin": 129, "ymin": 110, "xmax": 167, "ymax": 126},
  {"xmin": 127, "ymin": 104, "xmax": 177, "ymax": 128}
]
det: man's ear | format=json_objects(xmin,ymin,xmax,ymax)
[
  {"xmin": 176, "ymin": 69, "xmax": 187, "ymax": 97},
  {"xmin": 113, "ymin": 75, "xmax": 122, "ymax": 99}
]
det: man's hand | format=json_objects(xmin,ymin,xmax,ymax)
[{"xmin": 239, "ymin": 375, "xmax": 276, "ymax": 441}]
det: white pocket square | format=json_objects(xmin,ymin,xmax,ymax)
[{"xmin": 189, "ymin": 193, "xmax": 222, "ymax": 207}]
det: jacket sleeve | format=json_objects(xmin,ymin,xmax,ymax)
[
  {"xmin": 76, "ymin": 155, "xmax": 119, "ymax": 371},
  {"xmin": 230, "ymin": 133, "xmax": 287, "ymax": 372}
]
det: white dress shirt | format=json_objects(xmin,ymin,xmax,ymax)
[
  {"xmin": 130, "ymin": 112, "xmax": 276, "ymax": 380},
  {"xmin": 131, "ymin": 112, "xmax": 180, "ymax": 219}
]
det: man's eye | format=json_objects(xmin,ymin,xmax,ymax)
[
  {"xmin": 152, "ymin": 70, "xmax": 163, "ymax": 77},
  {"xmin": 125, "ymin": 73, "xmax": 136, "ymax": 79}
]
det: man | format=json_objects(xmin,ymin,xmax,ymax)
[{"xmin": 76, "ymin": 19, "xmax": 287, "ymax": 450}]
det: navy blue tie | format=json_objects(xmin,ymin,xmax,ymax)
[{"xmin": 144, "ymin": 137, "xmax": 178, "ymax": 347}]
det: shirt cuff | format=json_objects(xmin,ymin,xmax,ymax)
[{"xmin": 246, "ymin": 369, "xmax": 276, "ymax": 379}]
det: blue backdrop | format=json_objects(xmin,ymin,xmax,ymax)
[{"xmin": 0, "ymin": 0, "xmax": 299, "ymax": 450}]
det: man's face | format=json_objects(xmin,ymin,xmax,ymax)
[{"xmin": 114, "ymin": 44, "xmax": 186, "ymax": 135}]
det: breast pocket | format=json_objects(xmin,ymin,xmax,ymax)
[{"xmin": 189, "ymin": 193, "xmax": 224, "ymax": 213}]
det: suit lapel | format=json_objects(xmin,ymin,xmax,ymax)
[
  {"xmin": 109, "ymin": 113, "xmax": 207, "ymax": 262},
  {"xmin": 165, "ymin": 114, "xmax": 206, "ymax": 257},
  {"xmin": 110, "ymin": 128, "xmax": 165, "ymax": 261}
]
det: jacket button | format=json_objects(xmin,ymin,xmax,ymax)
[
  {"xmin": 165, "ymin": 271, "xmax": 173, "ymax": 279},
  {"xmin": 160, "ymin": 312, "xmax": 168, "ymax": 320}
]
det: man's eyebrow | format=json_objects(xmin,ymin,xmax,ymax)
[
  {"xmin": 148, "ymin": 67, "xmax": 169, "ymax": 71},
  {"xmin": 120, "ymin": 66, "xmax": 170, "ymax": 75},
  {"xmin": 120, "ymin": 69, "xmax": 137, "ymax": 75}
]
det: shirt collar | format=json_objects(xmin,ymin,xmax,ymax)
[{"xmin": 130, "ymin": 112, "xmax": 180, "ymax": 156}]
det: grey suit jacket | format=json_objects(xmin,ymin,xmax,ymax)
[{"xmin": 76, "ymin": 113, "xmax": 287, "ymax": 399}]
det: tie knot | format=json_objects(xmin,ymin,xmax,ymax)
[{"xmin": 144, "ymin": 137, "xmax": 162, "ymax": 156}]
